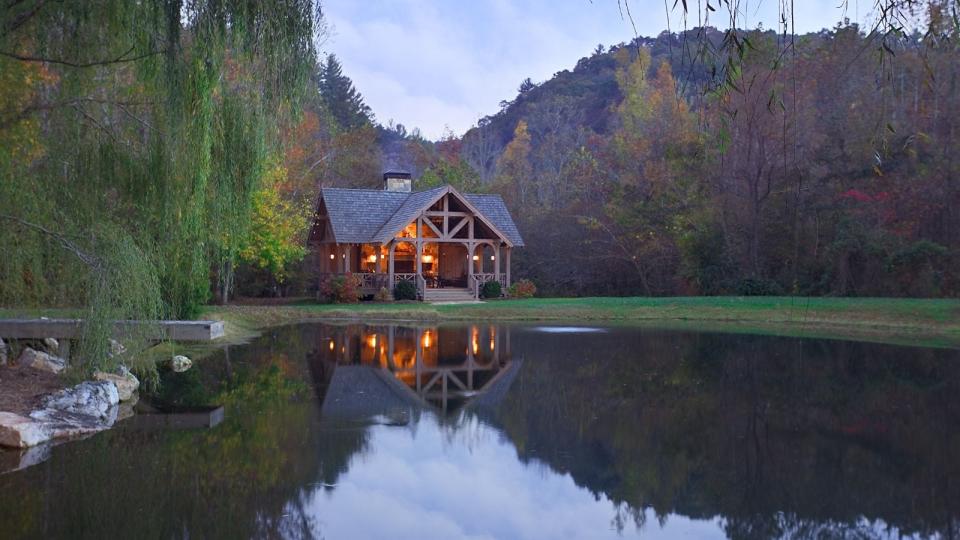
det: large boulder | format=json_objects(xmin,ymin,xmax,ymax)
[
  {"xmin": 37, "ymin": 380, "xmax": 119, "ymax": 421},
  {"xmin": 94, "ymin": 370, "xmax": 140, "ymax": 401},
  {"xmin": 171, "ymin": 355, "xmax": 193, "ymax": 373},
  {"xmin": 19, "ymin": 347, "xmax": 66, "ymax": 374},
  {"xmin": 0, "ymin": 412, "xmax": 50, "ymax": 448},
  {"xmin": 1, "ymin": 380, "xmax": 123, "ymax": 449}
]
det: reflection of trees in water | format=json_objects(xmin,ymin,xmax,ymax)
[
  {"xmin": 0, "ymin": 324, "xmax": 356, "ymax": 538},
  {"xmin": 498, "ymin": 329, "xmax": 960, "ymax": 539}
]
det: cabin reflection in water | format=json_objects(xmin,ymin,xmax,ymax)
[{"xmin": 314, "ymin": 324, "xmax": 516, "ymax": 414}]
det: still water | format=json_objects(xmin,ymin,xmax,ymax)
[{"xmin": 1, "ymin": 323, "xmax": 959, "ymax": 539}]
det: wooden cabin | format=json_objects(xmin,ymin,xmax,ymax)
[{"xmin": 308, "ymin": 172, "xmax": 524, "ymax": 301}]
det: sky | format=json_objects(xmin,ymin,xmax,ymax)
[{"xmin": 320, "ymin": 0, "xmax": 875, "ymax": 139}]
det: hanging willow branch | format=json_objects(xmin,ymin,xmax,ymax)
[{"xmin": 0, "ymin": 214, "xmax": 102, "ymax": 269}]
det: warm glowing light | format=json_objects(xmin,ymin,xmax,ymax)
[
  {"xmin": 472, "ymin": 255, "xmax": 479, "ymax": 261},
  {"xmin": 422, "ymin": 331, "xmax": 432, "ymax": 348},
  {"xmin": 342, "ymin": 253, "xmax": 346, "ymax": 258},
  {"xmin": 422, "ymin": 254, "xmax": 434, "ymax": 263},
  {"xmin": 471, "ymin": 327, "xmax": 479, "ymax": 355},
  {"xmin": 490, "ymin": 339, "xmax": 495, "ymax": 350},
  {"xmin": 368, "ymin": 255, "xmax": 377, "ymax": 263},
  {"xmin": 328, "ymin": 341, "xmax": 334, "ymax": 351},
  {"xmin": 366, "ymin": 335, "xmax": 377, "ymax": 348},
  {"xmin": 329, "ymin": 253, "xmax": 335, "ymax": 260},
  {"xmin": 490, "ymin": 255, "xmax": 495, "ymax": 261}
]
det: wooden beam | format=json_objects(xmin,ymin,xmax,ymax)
[
  {"xmin": 448, "ymin": 216, "xmax": 470, "ymax": 238},
  {"xmin": 424, "ymin": 211, "xmax": 469, "ymax": 217},
  {"xmin": 0, "ymin": 319, "xmax": 225, "ymax": 341}
]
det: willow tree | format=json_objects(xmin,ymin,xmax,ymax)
[{"xmin": 0, "ymin": 1, "xmax": 323, "ymax": 373}]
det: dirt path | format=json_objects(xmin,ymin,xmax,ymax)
[{"xmin": 0, "ymin": 364, "xmax": 65, "ymax": 416}]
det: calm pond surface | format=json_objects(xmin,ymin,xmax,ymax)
[{"xmin": 1, "ymin": 322, "xmax": 959, "ymax": 539}]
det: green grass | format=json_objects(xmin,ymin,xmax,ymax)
[
  {"xmin": 198, "ymin": 296, "xmax": 960, "ymax": 349},
  {"xmin": 4, "ymin": 296, "xmax": 959, "ymax": 349}
]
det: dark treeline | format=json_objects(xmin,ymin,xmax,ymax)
[
  {"xmin": 301, "ymin": 16, "xmax": 960, "ymax": 298},
  {"xmin": 450, "ymin": 19, "xmax": 960, "ymax": 297}
]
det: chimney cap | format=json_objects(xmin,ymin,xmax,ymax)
[{"xmin": 383, "ymin": 171, "xmax": 412, "ymax": 180}]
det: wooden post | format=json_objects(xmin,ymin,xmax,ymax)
[
  {"xmin": 505, "ymin": 246, "xmax": 512, "ymax": 288},
  {"xmin": 344, "ymin": 244, "xmax": 351, "ymax": 273},
  {"xmin": 494, "ymin": 243, "xmax": 501, "ymax": 282},
  {"xmin": 388, "ymin": 242, "xmax": 395, "ymax": 290},
  {"xmin": 415, "ymin": 220, "xmax": 423, "ymax": 294}
]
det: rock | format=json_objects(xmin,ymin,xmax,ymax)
[
  {"xmin": 43, "ymin": 337, "xmax": 59, "ymax": 353},
  {"xmin": 18, "ymin": 347, "xmax": 66, "ymax": 374},
  {"xmin": 108, "ymin": 339, "xmax": 126, "ymax": 357},
  {"xmin": 0, "ymin": 412, "xmax": 50, "ymax": 448},
  {"xmin": 171, "ymin": 354, "xmax": 193, "ymax": 373},
  {"xmin": 117, "ymin": 394, "xmax": 138, "ymax": 422},
  {"xmin": 37, "ymin": 380, "xmax": 119, "ymax": 421},
  {"xmin": 0, "ymin": 337, "xmax": 7, "ymax": 366},
  {"xmin": 94, "ymin": 370, "xmax": 140, "ymax": 401}
]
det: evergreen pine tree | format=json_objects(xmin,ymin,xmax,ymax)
[{"xmin": 318, "ymin": 54, "xmax": 373, "ymax": 129}]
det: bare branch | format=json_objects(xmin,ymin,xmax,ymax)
[
  {"xmin": 0, "ymin": 46, "xmax": 166, "ymax": 68},
  {"xmin": 0, "ymin": 214, "xmax": 101, "ymax": 269}
]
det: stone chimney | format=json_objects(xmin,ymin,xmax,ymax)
[{"xmin": 383, "ymin": 171, "xmax": 412, "ymax": 192}]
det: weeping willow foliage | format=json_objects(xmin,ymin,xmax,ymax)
[{"xmin": 0, "ymin": 1, "xmax": 322, "ymax": 374}]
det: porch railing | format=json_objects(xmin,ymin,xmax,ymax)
[{"xmin": 317, "ymin": 272, "xmax": 389, "ymax": 292}]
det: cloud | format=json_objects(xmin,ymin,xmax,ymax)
[
  {"xmin": 304, "ymin": 415, "xmax": 727, "ymax": 539},
  {"xmin": 320, "ymin": 1, "xmax": 864, "ymax": 140}
]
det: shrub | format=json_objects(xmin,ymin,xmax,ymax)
[
  {"xmin": 373, "ymin": 287, "xmax": 393, "ymax": 302},
  {"xmin": 393, "ymin": 281, "xmax": 418, "ymax": 301},
  {"xmin": 481, "ymin": 280, "xmax": 502, "ymax": 299},
  {"xmin": 734, "ymin": 277, "xmax": 784, "ymax": 296},
  {"xmin": 319, "ymin": 273, "xmax": 361, "ymax": 303},
  {"xmin": 507, "ymin": 279, "xmax": 536, "ymax": 298}
]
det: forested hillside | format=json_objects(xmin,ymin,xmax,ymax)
[{"xmin": 448, "ymin": 21, "xmax": 960, "ymax": 297}]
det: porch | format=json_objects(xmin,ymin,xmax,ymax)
[{"xmin": 313, "ymin": 240, "xmax": 510, "ymax": 300}]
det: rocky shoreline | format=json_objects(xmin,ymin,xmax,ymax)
[{"xmin": 0, "ymin": 336, "xmax": 191, "ymax": 457}]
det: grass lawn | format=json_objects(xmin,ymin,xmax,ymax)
[
  {"xmin": 3, "ymin": 297, "xmax": 957, "ymax": 349},
  {"xmin": 199, "ymin": 296, "xmax": 960, "ymax": 349}
]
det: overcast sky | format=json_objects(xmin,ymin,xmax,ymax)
[{"xmin": 320, "ymin": 0, "xmax": 874, "ymax": 139}]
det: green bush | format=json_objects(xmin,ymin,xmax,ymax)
[
  {"xmin": 734, "ymin": 277, "xmax": 784, "ymax": 296},
  {"xmin": 481, "ymin": 280, "xmax": 502, "ymax": 299},
  {"xmin": 507, "ymin": 279, "xmax": 537, "ymax": 298},
  {"xmin": 393, "ymin": 281, "xmax": 418, "ymax": 301}
]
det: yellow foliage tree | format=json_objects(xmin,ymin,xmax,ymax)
[
  {"xmin": 494, "ymin": 120, "xmax": 533, "ymax": 207},
  {"xmin": 239, "ymin": 162, "xmax": 309, "ymax": 286}
]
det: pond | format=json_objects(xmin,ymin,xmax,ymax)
[{"xmin": 1, "ymin": 322, "xmax": 959, "ymax": 539}]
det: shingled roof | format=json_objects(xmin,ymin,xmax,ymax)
[{"xmin": 318, "ymin": 185, "xmax": 524, "ymax": 247}]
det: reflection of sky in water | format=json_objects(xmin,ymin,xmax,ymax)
[
  {"xmin": 306, "ymin": 414, "xmax": 725, "ymax": 539},
  {"xmin": 530, "ymin": 327, "xmax": 607, "ymax": 334}
]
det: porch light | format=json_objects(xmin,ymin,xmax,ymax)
[
  {"xmin": 490, "ymin": 255, "xmax": 495, "ymax": 261},
  {"xmin": 367, "ymin": 335, "xmax": 377, "ymax": 348},
  {"xmin": 472, "ymin": 255, "xmax": 479, "ymax": 261},
  {"xmin": 328, "ymin": 340, "xmax": 334, "ymax": 351},
  {"xmin": 342, "ymin": 253, "xmax": 346, "ymax": 258},
  {"xmin": 329, "ymin": 253, "xmax": 335, "ymax": 260},
  {"xmin": 422, "ymin": 331, "xmax": 432, "ymax": 349},
  {"xmin": 422, "ymin": 254, "xmax": 434, "ymax": 263},
  {"xmin": 368, "ymin": 255, "xmax": 377, "ymax": 263}
]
